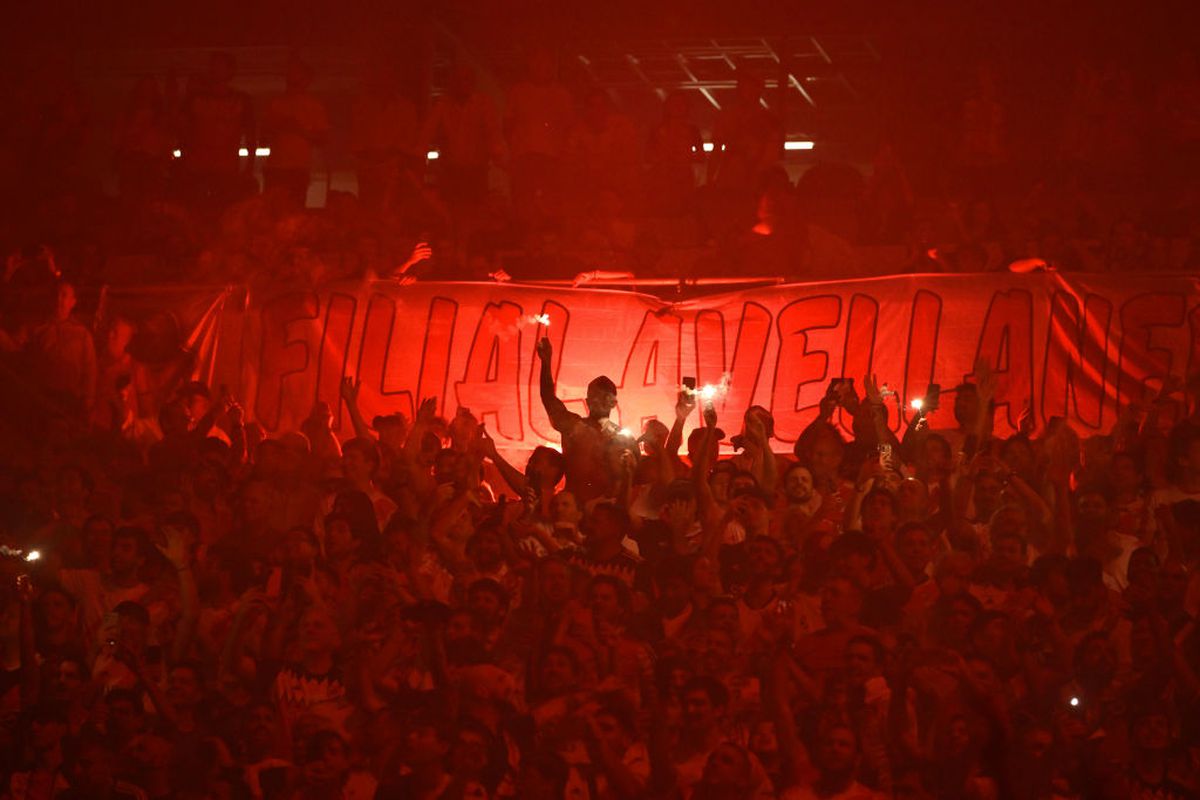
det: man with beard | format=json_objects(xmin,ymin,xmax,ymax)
[
  {"xmin": 536, "ymin": 337, "xmax": 620, "ymax": 504},
  {"xmin": 781, "ymin": 464, "xmax": 823, "ymax": 544},
  {"xmin": 51, "ymin": 529, "xmax": 152, "ymax": 646}
]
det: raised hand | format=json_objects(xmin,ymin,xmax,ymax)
[
  {"xmin": 857, "ymin": 457, "xmax": 886, "ymax": 485},
  {"xmin": 535, "ymin": 336, "xmax": 553, "ymax": 363},
  {"xmin": 879, "ymin": 445, "xmax": 898, "ymax": 474},
  {"xmin": 663, "ymin": 498, "xmax": 696, "ymax": 533},
  {"xmin": 820, "ymin": 381, "xmax": 840, "ymax": 418},
  {"xmin": 501, "ymin": 497, "xmax": 525, "ymax": 526},
  {"xmin": 864, "ymin": 374, "xmax": 883, "ymax": 405},
  {"xmin": 156, "ymin": 526, "xmax": 192, "ymax": 570},
  {"xmin": 416, "ymin": 397, "xmax": 437, "ymax": 424},
  {"xmin": 675, "ymin": 389, "xmax": 696, "ymax": 421},
  {"xmin": 396, "ymin": 241, "xmax": 432, "ymax": 276},
  {"xmin": 974, "ymin": 358, "xmax": 997, "ymax": 400},
  {"xmin": 340, "ymin": 376, "xmax": 360, "ymax": 403},
  {"xmin": 836, "ymin": 379, "xmax": 858, "ymax": 407},
  {"xmin": 1017, "ymin": 402, "xmax": 1035, "ymax": 436}
]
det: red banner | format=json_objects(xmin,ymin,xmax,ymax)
[{"xmin": 102, "ymin": 274, "xmax": 1200, "ymax": 453}]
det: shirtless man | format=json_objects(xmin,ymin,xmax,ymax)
[{"xmin": 536, "ymin": 337, "xmax": 618, "ymax": 504}]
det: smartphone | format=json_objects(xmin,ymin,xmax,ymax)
[
  {"xmin": 878, "ymin": 443, "xmax": 892, "ymax": 467},
  {"xmin": 682, "ymin": 376, "xmax": 697, "ymax": 391}
]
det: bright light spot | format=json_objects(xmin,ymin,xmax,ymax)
[
  {"xmin": 238, "ymin": 148, "xmax": 248, "ymax": 157},
  {"xmin": 784, "ymin": 140, "xmax": 815, "ymax": 151},
  {"xmin": 427, "ymin": 150, "xmax": 440, "ymax": 160},
  {"xmin": 25, "ymin": 550, "xmax": 40, "ymax": 562},
  {"xmin": 534, "ymin": 314, "xmax": 550, "ymax": 326},
  {"xmin": 255, "ymin": 147, "xmax": 271, "ymax": 157},
  {"xmin": 702, "ymin": 142, "xmax": 715, "ymax": 153},
  {"xmin": 1069, "ymin": 696, "xmax": 1080, "ymax": 708},
  {"xmin": 172, "ymin": 149, "xmax": 182, "ymax": 159},
  {"xmin": 911, "ymin": 398, "xmax": 924, "ymax": 411},
  {"xmin": 689, "ymin": 375, "xmax": 730, "ymax": 401},
  {"xmin": 618, "ymin": 428, "xmax": 634, "ymax": 439}
]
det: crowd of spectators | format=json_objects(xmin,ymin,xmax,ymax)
[
  {"xmin": 2, "ymin": 47, "xmax": 1200, "ymax": 290},
  {"xmin": 0, "ymin": 318, "xmax": 1199, "ymax": 798},
  {"xmin": 0, "ymin": 40, "xmax": 1199, "ymax": 799}
]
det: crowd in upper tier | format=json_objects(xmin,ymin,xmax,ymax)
[{"xmin": 3, "ymin": 47, "xmax": 1200, "ymax": 289}]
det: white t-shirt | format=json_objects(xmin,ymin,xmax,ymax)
[{"xmin": 1101, "ymin": 532, "xmax": 1142, "ymax": 591}]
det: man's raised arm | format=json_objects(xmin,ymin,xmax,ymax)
[{"xmin": 536, "ymin": 337, "xmax": 571, "ymax": 431}]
